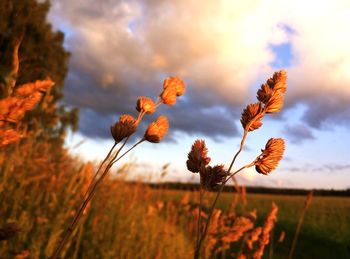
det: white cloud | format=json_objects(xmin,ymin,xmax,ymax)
[{"xmin": 49, "ymin": 0, "xmax": 350, "ymax": 129}]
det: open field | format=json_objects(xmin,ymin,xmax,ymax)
[
  {"xmin": 2, "ymin": 156, "xmax": 349, "ymax": 259},
  {"xmin": 156, "ymin": 189, "xmax": 350, "ymax": 259}
]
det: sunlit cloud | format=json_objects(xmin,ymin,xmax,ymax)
[{"xmin": 49, "ymin": 0, "xmax": 350, "ymax": 140}]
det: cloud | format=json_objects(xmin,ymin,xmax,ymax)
[
  {"xmin": 283, "ymin": 163, "xmax": 350, "ymax": 173},
  {"xmin": 48, "ymin": 0, "xmax": 350, "ymax": 139},
  {"xmin": 282, "ymin": 123, "xmax": 315, "ymax": 144}
]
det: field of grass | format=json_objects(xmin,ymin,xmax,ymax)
[
  {"xmin": 1, "ymin": 62, "xmax": 348, "ymax": 258},
  {"xmin": 155, "ymin": 189, "xmax": 350, "ymax": 259},
  {"xmin": 220, "ymin": 192, "xmax": 350, "ymax": 259},
  {"xmin": 1, "ymin": 147, "xmax": 350, "ymax": 259}
]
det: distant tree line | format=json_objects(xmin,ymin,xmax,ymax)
[{"xmin": 147, "ymin": 182, "xmax": 350, "ymax": 197}]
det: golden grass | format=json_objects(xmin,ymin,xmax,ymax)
[
  {"xmin": 51, "ymin": 77, "xmax": 186, "ymax": 258},
  {"xmin": 1, "ymin": 39, "xmax": 319, "ymax": 259},
  {"xmin": 187, "ymin": 71, "xmax": 287, "ymax": 259}
]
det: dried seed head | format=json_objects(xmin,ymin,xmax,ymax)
[
  {"xmin": 200, "ymin": 164, "xmax": 227, "ymax": 191},
  {"xmin": 304, "ymin": 190, "xmax": 314, "ymax": 210},
  {"xmin": 264, "ymin": 92, "xmax": 284, "ymax": 114},
  {"xmin": 266, "ymin": 70, "xmax": 287, "ymax": 93},
  {"xmin": 245, "ymin": 227, "xmax": 262, "ymax": 250},
  {"xmin": 257, "ymin": 71, "xmax": 287, "ymax": 114},
  {"xmin": 160, "ymin": 86, "xmax": 177, "ymax": 105},
  {"xmin": 270, "ymin": 70, "xmax": 287, "ymax": 93},
  {"xmin": 186, "ymin": 139, "xmax": 211, "ymax": 173},
  {"xmin": 0, "ymin": 129, "xmax": 23, "ymax": 147},
  {"xmin": 163, "ymin": 76, "xmax": 186, "ymax": 96},
  {"xmin": 110, "ymin": 114, "xmax": 137, "ymax": 142},
  {"xmin": 253, "ymin": 202, "xmax": 278, "ymax": 259},
  {"xmin": 255, "ymin": 138, "xmax": 285, "ymax": 175},
  {"xmin": 257, "ymin": 84, "xmax": 273, "ymax": 104},
  {"xmin": 241, "ymin": 103, "xmax": 264, "ymax": 131},
  {"xmin": 136, "ymin": 96, "xmax": 156, "ymax": 114},
  {"xmin": 22, "ymin": 92, "xmax": 43, "ymax": 111},
  {"xmin": 144, "ymin": 115, "xmax": 169, "ymax": 143},
  {"xmin": 15, "ymin": 79, "xmax": 54, "ymax": 97},
  {"xmin": 221, "ymin": 216, "xmax": 254, "ymax": 243},
  {"xmin": 237, "ymin": 254, "xmax": 247, "ymax": 259}
]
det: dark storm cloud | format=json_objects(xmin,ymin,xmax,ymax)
[
  {"xmin": 74, "ymin": 88, "xmax": 239, "ymax": 140},
  {"xmin": 282, "ymin": 123, "xmax": 315, "ymax": 144}
]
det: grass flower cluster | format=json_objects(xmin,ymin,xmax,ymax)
[
  {"xmin": 1, "ymin": 42, "xmax": 334, "ymax": 259},
  {"xmin": 52, "ymin": 76, "xmax": 185, "ymax": 258},
  {"xmin": 187, "ymin": 71, "xmax": 287, "ymax": 259}
]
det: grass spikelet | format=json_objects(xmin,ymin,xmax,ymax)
[
  {"xmin": 186, "ymin": 139, "xmax": 211, "ymax": 173},
  {"xmin": 136, "ymin": 96, "xmax": 157, "ymax": 114},
  {"xmin": 15, "ymin": 79, "xmax": 54, "ymax": 97},
  {"xmin": 0, "ymin": 129, "xmax": 23, "ymax": 147},
  {"xmin": 245, "ymin": 227, "xmax": 262, "ymax": 250},
  {"xmin": 110, "ymin": 114, "xmax": 138, "ymax": 142},
  {"xmin": 163, "ymin": 76, "xmax": 186, "ymax": 96},
  {"xmin": 144, "ymin": 115, "xmax": 169, "ymax": 143},
  {"xmin": 255, "ymin": 138, "xmax": 285, "ymax": 175},
  {"xmin": 241, "ymin": 103, "xmax": 264, "ymax": 131},
  {"xmin": 253, "ymin": 202, "xmax": 278, "ymax": 259}
]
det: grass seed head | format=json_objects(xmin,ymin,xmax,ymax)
[
  {"xmin": 0, "ymin": 129, "xmax": 23, "ymax": 147},
  {"xmin": 255, "ymin": 138, "xmax": 285, "ymax": 175},
  {"xmin": 257, "ymin": 70, "xmax": 287, "ymax": 114},
  {"xmin": 245, "ymin": 227, "xmax": 262, "ymax": 250},
  {"xmin": 163, "ymin": 76, "xmax": 186, "ymax": 96},
  {"xmin": 110, "ymin": 114, "xmax": 137, "ymax": 142},
  {"xmin": 186, "ymin": 139, "xmax": 211, "ymax": 173},
  {"xmin": 240, "ymin": 103, "xmax": 264, "ymax": 131},
  {"xmin": 136, "ymin": 96, "xmax": 156, "ymax": 114},
  {"xmin": 15, "ymin": 79, "xmax": 54, "ymax": 97},
  {"xmin": 253, "ymin": 202, "xmax": 278, "ymax": 259},
  {"xmin": 304, "ymin": 190, "xmax": 314, "ymax": 210},
  {"xmin": 257, "ymin": 83, "xmax": 273, "ymax": 104},
  {"xmin": 221, "ymin": 216, "xmax": 254, "ymax": 243},
  {"xmin": 160, "ymin": 86, "xmax": 177, "ymax": 105},
  {"xmin": 264, "ymin": 92, "xmax": 284, "ymax": 114},
  {"xmin": 200, "ymin": 164, "xmax": 227, "ymax": 190},
  {"xmin": 144, "ymin": 115, "xmax": 169, "ymax": 143},
  {"xmin": 269, "ymin": 70, "xmax": 287, "ymax": 93}
]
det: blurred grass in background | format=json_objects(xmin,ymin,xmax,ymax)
[{"xmin": 1, "ymin": 140, "xmax": 349, "ymax": 258}]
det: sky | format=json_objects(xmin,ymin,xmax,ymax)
[{"xmin": 48, "ymin": 0, "xmax": 350, "ymax": 189}]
